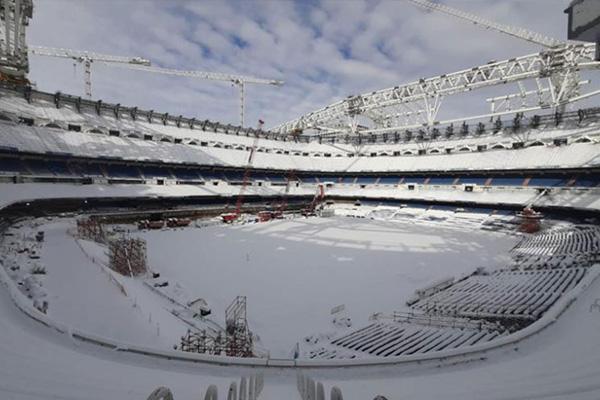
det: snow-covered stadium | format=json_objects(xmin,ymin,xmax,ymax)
[{"xmin": 1, "ymin": 1, "xmax": 600, "ymax": 399}]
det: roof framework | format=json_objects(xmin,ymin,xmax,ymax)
[{"xmin": 273, "ymin": 44, "xmax": 600, "ymax": 137}]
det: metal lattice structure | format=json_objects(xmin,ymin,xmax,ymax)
[
  {"xmin": 179, "ymin": 296, "xmax": 253, "ymax": 358},
  {"xmin": 225, "ymin": 296, "xmax": 253, "ymax": 357},
  {"xmin": 406, "ymin": 0, "xmax": 563, "ymax": 49},
  {"xmin": 272, "ymin": 44, "xmax": 600, "ymax": 137},
  {"xmin": 28, "ymin": 46, "xmax": 150, "ymax": 99},
  {"xmin": 180, "ymin": 330, "xmax": 226, "ymax": 356},
  {"xmin": 106, "ymin": 64, "xmax": 283, "ymax": 127},
  {"xmin": 108, "ymin": 237, "xmax": 147, "ymax": 277},
  {"xmin": 29, "ymin": 46, "xmax": 283, "ymax": 125},
  {"xmin": 0, "ymin": 0, "xmax": 33, "ymax": 78},
  {"xmin": 76, "ymin": 218, "xmax": 106, "ymax": 244}
]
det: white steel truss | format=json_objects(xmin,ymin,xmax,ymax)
[
  {"xmin": 406, "ymin": 0, "xmax": 563, "ymax": 49},
  {"xmin": 28, "ymin": 46, "xmax": 150, "ymax": 98},
  {"xmin": 272, "ymin": 44, "xmax": 600, "ymax": 136}
]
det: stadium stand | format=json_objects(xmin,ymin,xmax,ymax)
[{"xmin": 305, "ymin": 226, "xmax": 600, "ymax": 359}]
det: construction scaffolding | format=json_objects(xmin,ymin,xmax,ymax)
[
  {"xmin": 108, "ymin": 237, "xmax": 147, "ymax": 277},
  {"xmin": 180, "ymin": 330, "xmax": 227, "ymax": 355},
  {"xmin": 179, "ymin": 296, "xmax": 254, "ymax": 358},
  {"xmin": 76, "ymin": 218, "xmax": 106, "ymax": 243},
  {"xmin": 225, "ymin": 296, "xmax": 253, "ymax": 357}
]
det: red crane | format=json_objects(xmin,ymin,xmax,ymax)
[{"xmin": 221, "ymin": 120, "xmax": 264, "ymax": 223}]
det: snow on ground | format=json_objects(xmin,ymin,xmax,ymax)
[
  {"xmin": 2, "ymin": 219, "xmax": 193, "ymax": 349},
  {"xmin": 1, "ymin": 255, "xmax": 600, "ymax": 399},
  {"xmin": 136, "ymin": 215, "xmax": 518, "ymax": 357},
  {"xmin": 317, "ymin": 268, "xmax": 600, "ymax": 400},
  {"xmin": 2, "ymin": 214, "xmax": 600, "ymax": 399}
]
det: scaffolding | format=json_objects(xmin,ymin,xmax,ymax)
[
  {"xmin": 180, "ymin": 330, "xmax": 226, "ymax": 356},
  {"xmin": 225, "ymin": 296, "xmax": 253, "ymax": 357},
  {"xmin": 108, "ymin": 237, "xmax": 147, "ymax": 277},
  {"xmin": 180, "ymin": 296, "xmax": 254, "ymax": 358},
  {"xmin": 76, "ymin": 218, "xmax": 106, "ymax": 243}
]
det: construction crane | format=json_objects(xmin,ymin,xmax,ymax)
[
  {"xmin": 29, "ymin": 46, "xmax": 283, "ymax": 126},
  {"xmin": 406, "ymin": 0, "xmax": 582, "ymax": 115},
  {"xmin": 115, "ymin": 63, "xmax": 284, "ymax": 127},
  {"xmin": 405, "ymin": 0, "xmax": 564, "ymax": 49},
  {"xmin": 28, "ymin": 45, "xmax": 151, "ymax": 99},
  {"xmin": 221, "ymin": 120, "xmax": 265, "ymax": 223}
]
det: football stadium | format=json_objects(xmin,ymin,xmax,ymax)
[{"xmin": 1, "ymin": 1, "xmax": 600, "ymax": 399}]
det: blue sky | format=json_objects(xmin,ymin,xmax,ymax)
[{"xmin": 27, "ymin": 1, "xmax": 573, "ymax": 129}]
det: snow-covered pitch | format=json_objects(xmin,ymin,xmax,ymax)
[{"xmin": 1, "ymin": 205, "xmax": 600, "ymax": 399}]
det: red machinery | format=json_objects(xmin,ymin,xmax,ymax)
[
  {"xmin": 517, "ymin": 206, "xmax": 543, "ymax": 233},
  {"xmin": 302, "ymin": 184, "xmax": 325, "ymax": 217},
  {"xmin": 221, "ymin": 120, "xmax": 264, "ymax": 223},
  {"xmin": 273, "ymin": 169, "xmax": 297, "ymax": 218}
]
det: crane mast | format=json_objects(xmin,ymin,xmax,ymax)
[
  {"xmin": 111, "ymin": 63, "xmax": 284, "ymax": 127},
  {"xmin": 29, "ymin": 46, "xmax": 283, "ymax": 126}
]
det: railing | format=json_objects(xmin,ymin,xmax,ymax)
[{"xmin": 2, "ymin": 81, "xmax": 599, "ymax": 146}]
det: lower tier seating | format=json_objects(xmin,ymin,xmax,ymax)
[{"xmin": 306, "ymin": 226, "xmax": 599, "ymax": 360}]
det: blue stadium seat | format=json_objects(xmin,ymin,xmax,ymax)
[
  {"xmin": 300, "ymin": 176, "xmax": 318, "ymax": 183},
  {"xmin": 430, "ymin": 205, "xmax": 456, "ymax": 211},
  {"xmin": 223, "ymin": 171, "xmax": 245, "ymax": 181},
  {"xmin": 47, "ymin": 160, "xmax": 72, "ymax": 176},
  {"xmin": 494, "ymin": 210, "xmax": 515, "ymax": 216},
  {"xmin": 80, "ymin": 163, "xmax": 105, "ymax": 177},
  {"xmin": 490, "ymin": 177, "xmax": 525, "ymax": 186},
  {"xmin": 141, "ymin": 166, "xmax": 172, "ymax": 179},
  {"xmin": 172, "ymin": 168, "xmax": 200, "ymax": 180},
  {"xmin": 317, "ymin": 176, "xmax": 337, "ymax": 183},
  {"xmin": 251, "ymin": 172, "xmax": 269, "ymax": 181},
  {"xmin": 527, "ymin": 177, "xmax": 568, "ymax": 187},
  {"xmin": 378, "ymin": 176, "xmax": 401, "ymax": 185},
  {"xmin": 26, "ymin": 159, "xmax": 53, "ymax": 176},
  {"xmin": 407, "ymin": 203, "xmax": 429, "ymax": 209},
  {"xmin": 355, "ymin": 176, "xmax": 377, "ymax": 184},
  {"xmin": 428, "ymin": 177, "xmax": 455, "ymax": 185},
  {"xmin": 0, "ymin": 157, "xmax": 27, "ymax": 174},
  {"xmin": 199, "ymin": 172, "xmax": 222, "ymax": 181},
  {"xmin": 465, "ymin": 207, "xmax": 494, "ymax": 214},
  {"xmin": 458, "ymin": 177, "xmax": 488, "ymax": 185},
  {"xmin": 573, "ymin": 177, "xmax": 599, "ymax": 187},
  {"xmin": 106, "ymin": 164, "xmax": 141, "ymax": 179},
  {"xmin": 264, "ymin": 174, "xmax": 286, "ymax": 182},
  {"xmin": 404, "ymin": 176, "xmax": 427, "ymax": 184},
  {"xmin": 341, "ymin": 176, "xmax": 356, "ymax": 184}
]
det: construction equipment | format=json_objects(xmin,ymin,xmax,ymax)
[
  {"xmin": 28, "ymin": 45, "xmax": 150, "ymax": 99},
  {"xmin": 406, "ymin": 0, "xmax": 563, "ymax": 49},
  {"xmin": 405, "ymin": 0, "xmax": 580, "ymax": 115},
  {"xmin": 274, "ymin": 170, "xmax": 298, "ymax": 218},
  {"xmin": 29, "ymin": 46, "xmax": 283, "ymax": 126},
  {"xmin": 302, "ymin": 184, "xmax": 325, "ymax": 217},
  {"xmin": 225, "ymin": 296, "xmax": 253, "ymax": 357},
  {"xmin": 221, "ymin": 120, "xmax": 264, "ymax": 223},
  {"xmin": 275, "ymin": 2, "xmax": 600, "ymax": 137},
  {"xmin": 117, "ymin": 64, "xmax": 283, "ymax": 126}
]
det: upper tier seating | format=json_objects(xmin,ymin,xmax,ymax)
[{"xmin": 0, "ymin": 116, "xmax": 597, "ymax": 173}]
